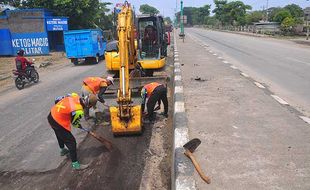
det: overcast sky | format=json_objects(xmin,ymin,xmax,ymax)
[{"xmin": 105, "ymin": 0, "xmax": 310, "ymax": 18}]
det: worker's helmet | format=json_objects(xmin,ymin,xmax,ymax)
[
  {"xmin": 17, "ymin": 49, "xmax": 24, "ymax": 56},
  {"xmin": 106, "ymin": 76, "xmax": 114, "ymax": 85},
  {"xmin": 70, "ymin": 92, "xmax": 79, "ymax": 97}
]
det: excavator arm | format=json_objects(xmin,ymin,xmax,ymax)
[{"xmin": 110, "ymin": 2, "xmax": 142, "ymax": 135}]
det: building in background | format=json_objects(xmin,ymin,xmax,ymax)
[{"xmin": 0, "ymin": 8, "xmax": 68, "ymax": 56}]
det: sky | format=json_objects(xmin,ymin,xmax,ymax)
[{"xmin": 104, "ymin": 0, "xmax": 310, "ymax": 18}]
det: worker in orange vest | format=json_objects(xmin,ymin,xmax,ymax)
[
  {"xmin": 141, "ymin": 82, "xmax": 168, "ymax": 123},
  {"xmin": 81, "ymin": 76, "xmax": 114, "ymax": 119},
  {"xmin": 47, "ymin": 93, "xmax": 88, "ymax": 170}
]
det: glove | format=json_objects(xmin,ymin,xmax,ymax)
[{"xmin": 98, "ymin": 97, "xmax": 105, "ymax": 104}]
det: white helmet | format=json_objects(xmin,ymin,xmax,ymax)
[{"xmin": 106, "ymin": 76, "xmax": 114, "ymax": 85}]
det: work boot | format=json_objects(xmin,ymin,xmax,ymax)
[
  {"xmin": 60, "ymin": 148, "xmax": 69, "ymax": 156},
  {"xmin": 72, "ymin": 161, "xmax": 88, "ymax": 170}
]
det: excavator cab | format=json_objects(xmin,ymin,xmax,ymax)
[{"xmin": 137, "ymin": 15, "xmax": 167, "ymax": 73}]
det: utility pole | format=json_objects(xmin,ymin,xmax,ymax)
[
  {"xmin": 180, "ymin": 0, "xmax": 184, "ymax": 35},
  {"xmin": 307, "ymin": 20, "xmax": 309, "ymax": 40},
  {"xmin": 266, "ymin": 0, "xmax": 269, "ymax": 21}
]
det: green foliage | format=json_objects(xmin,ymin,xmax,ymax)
[
  {"xmin": 284, "ymin": 4, "xmax": 303, "ymax": 18},
  {"xmin": 273, "ymin": 9, "xmax": 292, "ymax": 23},
  {"xmin": 245, "ymin": 11, "xmax": 264, "ymax": 25},
  {"xmin": 139, "ymin": 4, "xmax": 159, "ymax": 15},
  {"xmin": 212, "ymin": 0, "xmax": 251, "ymax": 26},
  {"xmin": 176, "ymin": 5, "xmax": 210, "ymax": 26},
  {"xmin": 280, "ymin": 17, "xmax": 296, "ymax": 33},
  {"xmin": 268, "ymin": 7, "xmax": 282, "ymax": 21},
  {"xmin": 20, "ymin": 0, "xmax": 112, "ymax": 30},
  {"xmin": 204, "ymin": 16, "xmax": 220, "ymax": 26}
]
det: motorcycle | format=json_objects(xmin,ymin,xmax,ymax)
[{"xmin": 12, "ymin": 60, "xmax": 39, "ymax": 90}]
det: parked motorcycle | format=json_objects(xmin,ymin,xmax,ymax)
[{"xmin": 12, "ymin": 60, "xmax": 39, "ymax": 90}]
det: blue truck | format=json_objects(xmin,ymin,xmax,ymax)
[{"xmin": 64, "ymin": 29, "xmax": 107, "ymax": 65}]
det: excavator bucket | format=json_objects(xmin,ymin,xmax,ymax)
[{"xmin": 110, "ymin": 105, "xmax": 142, "ymax": 135}]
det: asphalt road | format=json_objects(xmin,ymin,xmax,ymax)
[
  {"xmin": 187, "ymin": 28, "xmax": 310, "ymax": 116},
  {"xmin": 0, "ymin": 62, "xmax": 104, "ymax": 171}
]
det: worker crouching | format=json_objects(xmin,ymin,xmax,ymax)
[
  {"xmin": 81, "ymin": 76, "xmax": 114, "ymax": 120},
  {"xmin": 141, "ymin": 82, "xmax": 168, "ymax": 123},
  {"xmin": 47, "ymin": 93, "xmax": 88, "ymax": 170}
]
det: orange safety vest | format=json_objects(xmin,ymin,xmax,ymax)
[
  {"xmin": 51, "ymin": 96, "xmax": 83, "ymax": 132},
  {"xmin": 83, "ymin": 77, "xmax": 108, "ymax": 94},
  {"xmin": 144, "ymin": 82, "xmax": 161, "ymax": 98}
]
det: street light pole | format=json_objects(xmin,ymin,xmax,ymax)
[{"xmin": 180, "ymin": 0, "xmax": 184, "ymax": 35}]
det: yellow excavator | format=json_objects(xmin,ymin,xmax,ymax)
[
  {"xmin": 105, "ymin": 9, "xmax": 167, "ymax": 76},
  {"xmin": 109, "ymin": 2, "xmax": 142, "ymax": 135}
]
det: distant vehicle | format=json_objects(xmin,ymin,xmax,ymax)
[
  {"xmin": 12, "ymin": 60, "xmax": 39, "ymax": 90},
  {"xmin": 64, "ymin": 29, "xmax": 107, "ymax": 65}
]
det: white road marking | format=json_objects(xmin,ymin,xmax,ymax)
[
  {"xmin": 218, "ymin": 57, "xmax": 223, "ymax": 59},
  {"xmin": 241, "ymin": 72, "xmax": 249, "ymax": 77},
  {"xmin": 222, "ymin": 60, "xmax": 229, "ymax": 64},
  {"xmin": 271, "ymin": 95, "xmax": 289, "ymax": 105},
  {"xmin": 230, "ymin": 65, "xmax": 238, "ymax": 69},
  {"xmin": 175, "ymin": 86, "xmax": 183, "ymax": 93},
  {"xmin": 232, "ymin": 132, "xmax": 240, "ymax": 138},
  {"xmin": 174, "ymin": 62, "xmax": 180, "ymax": 67},
  {"xmin": 213, "ymin": 53, "xmax": 217, "ymax": 56},
  {"xmin": 299, "ymin": 116, "xmax": 310, "ymax": 125},
  {"xmin": 254, "ymin": 82, "xmax": 265, "ymax": 89},
  {"xmin": 174, "ymin": 58, "xmax": 179, "ymax": 62},
  {"xmin": 175, "ymin": 101, "xmax": 185, "ymax": 113},
  {"xmin": 209, "ymin": 50, "xmax": 213, "ymax": 53},
  {"xmin": 175, "ymin": 75, "xmax": 182, "ymax": 81},
  {"xmin": 232, "ymin": 125, "xmax": 238, "ymax": 129},
  {"xmin": 175, "ymin": 54, "xmax": 179, "ymax": 58},
  {"xmin": 174, "ymin": 68, "xmax": 181, "ymax": 73},
  {"xmin": 174, "ymin": 127, "xmax": 189, "ymax": 149}
]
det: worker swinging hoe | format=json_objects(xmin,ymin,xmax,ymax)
[{"xmin": 109, "ymin": 1, "xmax": 142, "ymax": 135}]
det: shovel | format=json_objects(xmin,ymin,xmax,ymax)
[
  {"xmin": 80, "ymin": 126, "xmax": 112, "ymax": 151},
  {"xmin": 183, "ymin": 138, "xmax": 211, "ymax": 184}
]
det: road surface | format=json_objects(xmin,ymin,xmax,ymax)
[
  {"xmin": 0, "ymin": 62, "xmax": 104, "ymax": 171},
  {"xmin": 187, "ymin": 28, "xmax": 310, "ymax": 116},
  {"xmin": 0, "ymin": 58, "xmax": 173, "ymax": 189}
]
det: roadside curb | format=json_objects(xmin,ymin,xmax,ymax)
[{"xmin": 172, "ymin": 30, "xmax": 197, "ymax": 190}]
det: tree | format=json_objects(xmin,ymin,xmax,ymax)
[
  {"xmin": 281, "ymin": 17, "xmax": 296, "ymax": 33},
  {"xmin": 139, "ymin": 4, "xmax": 159, "ymax": 15},
  {"xmin": 21, "ymin": 0, "xmax": 112, "ymax": 29},
  {"xmin": 245, "ymin": 11, "xmax": 263, "ymax": 25},
  {"xmin": 225, "ymin": 1, "xmax": 252, "ymax": 26},
  {"xmin": 213, "ymin": 0, "xmax": 228, "ymax": 25},
  {"xmin": 268, "ymin": 7, "xmax": 282, "ymax": 21},
  {"xmin": 192, "ymin": 5, "xmax": 211, "ymax": 25},
  {"xmin": 284, "ymin": 4, "xmax": 303, "ymax": 18},
  {"xmin": 273, "ymin": 9, "xmax": 292, "ymax": 23},
  {"xmin": 212, "ymin": 0, "xmax": 251, "ymax": 26}
]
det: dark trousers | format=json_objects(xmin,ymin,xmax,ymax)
[
  {"xmin": 147, "ymin": 85, "xmax": 168, "ymax": 121},
  {"xmin": 47, "ymin": 113, "xmax": 77, "ymax": 162}
]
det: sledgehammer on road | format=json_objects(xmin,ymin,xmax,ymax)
[{"xmin": 183, "ymin": 138, "xmax": 211, "ymax": 184}]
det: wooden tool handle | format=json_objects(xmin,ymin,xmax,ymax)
[
  {"xmin": 89, "ymin": 131, "xmax": 113, "ymax": 151},
  {"xmin": 184, "ymin": 150, "xmax": 211, "ymax": 184}
]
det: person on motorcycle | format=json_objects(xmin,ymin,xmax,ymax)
[
  {"xmin": 15, "ymin": 49, "xmax": 33, "ymax": 78},
  {"xmin": 47, "ymin": 93, "xmax": 89, "ymax": 170},
  {"xmin": 81, "ymin": 76, "xmax": 114, "ymax": 120}
]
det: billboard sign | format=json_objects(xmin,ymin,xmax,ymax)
[
  {"xmin": 46, "ymin": 18, "xmax": 68, "ymax": 31},
  {"xmin": 11, "ymin": 32, "xmax": 49, "ymax": 55}
]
